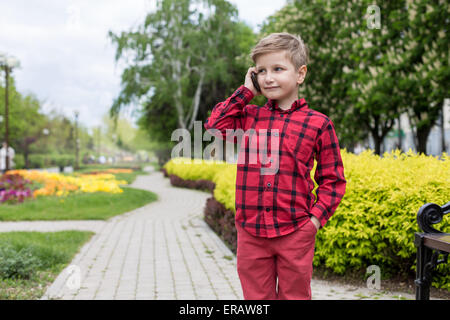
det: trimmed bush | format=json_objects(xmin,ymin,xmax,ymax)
[
  {"xmin": 26, "ymin": 154, "xmax": 75, "ymax": 170},
  {"xmin": 169, "ymin": 174, "xmax": 215, "ymax": 193},
  {"xmin": 0, "ymin": 245, "xmax": 42, "ymax": 279},
  {"xmin": 204, "ymin": 197, "xmax": 237, "ymax": 253},
  {"xmin": 164, "ymin": 157, "xmax": 231, "ymax": 182},
  {"xmin": 28, "ymin": 154, "xmax": 46, "ymax": 169}
]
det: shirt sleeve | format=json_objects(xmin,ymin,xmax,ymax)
[
  {"xmin": 310, "ymin": 119, "xmax": 347, "ymax": 228},
  {"xmin": 204, "ymin": 85, "xmax": 254, "ymax": 142}
]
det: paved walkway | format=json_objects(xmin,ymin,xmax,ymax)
[{"xmin": 0, "ymin": 168, "xmax": 422, "ymax": 300}]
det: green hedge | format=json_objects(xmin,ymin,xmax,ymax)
[{"xmin": 25, "ymin": 154, "xmax": 75, "ymax": 169}]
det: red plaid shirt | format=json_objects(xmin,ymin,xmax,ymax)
[{"xmin": 204, "ymin": 85, "xmax": 346, "ymax": 238}]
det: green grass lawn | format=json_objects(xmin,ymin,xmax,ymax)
[
  {"xmin": 110, "ymin": 170, "xmax": 147, "ymax": 184},
  {"xmin": 0, "ymin": 186, "xmax": 157, "ymax": 221},
  {"xmin": 0, "ymin": 231, "xmax": 94, "ymax": 299}
]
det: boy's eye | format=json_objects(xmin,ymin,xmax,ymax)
[{"xmin": 274, "ymin": 67, "xmax": 283, "ymax": 71}]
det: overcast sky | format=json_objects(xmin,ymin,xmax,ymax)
[{"xmin": 0, "ymin": 0, "xmax": 287, "ymax": 130}]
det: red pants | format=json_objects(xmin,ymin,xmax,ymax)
[{"xmin": 236, "ymin": 220, "xmax": 317, "ymax": 300}]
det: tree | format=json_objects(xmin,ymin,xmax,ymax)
[
  {"xmin": 108, "ymin": 0, "xmax": 255, "ymax": 151},
  {"xmin": 102, "ymin": 114, "xmax": 139, "ymax": 152},
  {"xmin": 11, "ymin": 95, "xmax": 47, "ymax": 168},
  {"xmin": 0, "ymin": 78, "xmax": 47, "ymax": 166},
  {"xmin": 263, "ymin": 0, "xmax": 449, "ymax": 155},
  {"xmin": 31, "ymin": 110, "xmax": 88, "ymax": 159},
  {"xmin": 260, "ymin": 0, "xmax": 369, "ymax": 152},
  {"xmin": 396, "ymin": 0, "xmax": 449, "ymax": 154},
  {"xmin": 345, "ymin": 1, "xmax": 408, "ymax": 155}
]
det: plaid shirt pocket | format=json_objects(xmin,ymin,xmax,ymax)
[{"xmin": 286, "ymin": 127, "xmax": 315, "ymax": 165}]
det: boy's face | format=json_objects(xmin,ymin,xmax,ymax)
[{"xmin": 255, "ymin": 50, "xmax": 307, "ymax": 108}]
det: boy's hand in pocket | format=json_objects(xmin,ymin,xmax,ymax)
[{"xmin": 310, "ymin": 216, "xmax": 320, "ymax": 231}]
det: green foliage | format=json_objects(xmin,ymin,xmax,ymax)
[
  {"xmin": 0, "ymin": 80, "xmax": 46, "ymax": 153},
  {"xmin": 12, "ymin": 154, "xmax": 25, "ymax": 169},
  {"xmin": 51, "ymin": 154, "xmax": 75, "ymax": 169},
  {"xmin": 260, "ymin": 0, "xmax": 368, "ymax": 150},
  {"xmin": 27, "ymin": 154, "xmax": 46, "ymax": 168},
  {"xmin": 0, "ymin": 244, "xmax": 42, "ymax": 279},
  {"xmin": 26, "ymin": 154, "xmax": 75, "ymax": 169},
  {"xmin": 260, "ymin": 0, "xmax": 449, "ymax": 155},
  {"xmin": 0, "ymin": 231, "xmax": 93, "ymax": 299},
  {"xmin": 109, "ymin": 0, "xmax": 256, "ymax": 143},
  {"xmin": 0, "ymin": 77, "xmax": 99, "ymax": 168}
]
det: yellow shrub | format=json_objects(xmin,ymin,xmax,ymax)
[
  {"xmin": 213, "ymin": 165, "xmax": 237, "ymax": 212},
  {"xmin": 318, "ymin": 149, "xmax": 450, "ymax": 289},
  {"xmin": 164, "ymin": 157, "xmax": 230, "ymax": 182}
]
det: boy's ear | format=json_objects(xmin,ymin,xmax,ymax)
[{"xmin": 297, "ymin": 65, "xmax": 307, "ymax": 85}]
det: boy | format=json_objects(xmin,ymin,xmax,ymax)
[{"xmin": 204, "ymin": 33, "xmax": 346, "ymax": 300}]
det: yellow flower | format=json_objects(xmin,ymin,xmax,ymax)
[{"xmin": 10, "ymin": 169, "xmax": 128, "ymax": 197}]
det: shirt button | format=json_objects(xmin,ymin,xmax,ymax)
[
  {"xmin": 280, "ymin": 114, "xmax": 284, "ymax": 117},
  {"xmin": 273, "ymin": 132, "xmax": 279, "ymax": 137},
  {"xmin": 266, "ymin": 207, "xmax": 271, "ymax": 212},
  {"xmin": 267, "ymin": 182, "xmax": 271, "ymax": 187}
]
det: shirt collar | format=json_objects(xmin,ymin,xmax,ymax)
[{"xmin": 267, "ymin": 98, "xmax": 308, "ymax": 113}]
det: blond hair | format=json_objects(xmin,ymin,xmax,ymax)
[{"xmin": 250, "ymin": 32, "xmax": 309, "ymax": 70}]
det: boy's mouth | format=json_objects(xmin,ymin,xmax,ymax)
[{"xmin": 264, "ymin": 86, "xmax": 279, "ymax": 90}]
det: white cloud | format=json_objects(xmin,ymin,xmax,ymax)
[
  {"xmin": 229, "ymin": 0, "xmax": 287, "ymax": 31},
  {"xmin": 0, "ymin": 0, "xmax": 286, "ymax": 130}
]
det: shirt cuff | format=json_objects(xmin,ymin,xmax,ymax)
[{"xmin": 236, "ymin": 85, "xmax": 255, "ymax": 104}]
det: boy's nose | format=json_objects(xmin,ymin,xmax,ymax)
[{"xmin": 264, "ymin": 74, "xmax": 275, "ymax": 83}]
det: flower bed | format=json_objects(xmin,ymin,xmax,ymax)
[
  {"xmin": 0, "ymin": 174, "xmax": 34, "ymax": 204},
  {"xmin": 7, "ymin": 170, "xmax": 128, "ymax": 198}
]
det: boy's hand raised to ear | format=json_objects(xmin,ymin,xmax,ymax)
[{"xmin": 244, "ymin": 67, "xmax": 261, "ymax": 97}]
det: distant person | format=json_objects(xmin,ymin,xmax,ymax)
[{"xmin": 0, "ymin": 142, "xmax": 15, "ymax": 172}]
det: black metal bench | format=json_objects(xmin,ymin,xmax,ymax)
[{"xmin": 414, "ymin": 201, "xmax": 450, "ymax": 300}]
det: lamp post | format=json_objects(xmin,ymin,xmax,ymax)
[
  {"xmin": 74, "ymin": 111, "xmax": 80, "ymax": 170},
  {"xmin": 0, "ymin": 52, "xmax": 20, "ymax": 171},
  {"xmin": 97, "ymin": 126, "xmax": 101, "ymax": 162}
]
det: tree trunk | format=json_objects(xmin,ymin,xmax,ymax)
[
  {"xmin": 417, "ymin": 126, "xmax": 431, "ymax": 155},
  {"xmin": 367, "ymin": 115, "xmax": 395, "ymax": 156},
  {"xmin": 371, "ymin": 132, "xmax": 382, "ymax": 156},
  {"xmin": 440, "ymin": 102, "xmax": 446, "ymax": 153},
  {"xmin": 172, "ymin": 58, "xmax": 187, "ymax": 130},
  {"xmin": 187, "ymin": 69, "xmax": 205, "ymax": 131},
  {"xmin": 397, "ymin": 114, "xmax": 403, "ymax": 151},
  {"xmin": 406, "ymin": 109, "xmax": 419, "ymax": 151}
]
